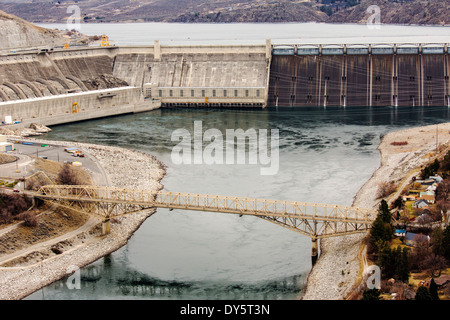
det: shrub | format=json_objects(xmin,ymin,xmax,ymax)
[
  {"xmin": 391, "ymin": 141, "xmax": 408, "ymax": 146},
  {"xmin": 57, "ymin": 163, "xmax": 80, "ymax": 185},
  {"xmin": 18, "ymin": 211, "xmax": 38, "ymax": 227},
  {"xmin": 377, "ymin": 182, "xmax": 396, "ymax": 199}
]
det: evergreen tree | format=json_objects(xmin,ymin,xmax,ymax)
[
  {"xmin": 442, "ymin": 225, "xmax": 450, "ymax": 260},
  {"xmin": 415, "ymin": 286, "xmax": 432, "ymax": 300},
  {"xmin": 431, "ymin": 227, "xmax": 444, "ymax": 256},
  {"xmin": 397, "ymin": 247, "xmax": 410, "ymax": 282},
  {"xmin": 370, "ymin": 200, "xmax": 393, "ymax": 251},
  {"xmin": 429, "ymin": 279, "xmax": 440, "ymax": 300},
  {"xmin": 378, "ymin": 242, "xmax": 395, "ymax": 279},
  {"xmin": 378, "ymin": 199, "xmax": 392, "ymax": 223}
]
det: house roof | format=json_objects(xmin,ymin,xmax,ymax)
[
  {"xmin": 413, "ymin": 199, "xmax": 429, "ymax": 207},
  {"xmin": 426, "ymin": 275, "xmax": 450, "ymax": 287},
  {"xmin": 429, "ymin": 175, "xmax": 443, "ymax": 183},
  {"xmin": 420, "ymin": 195, "xmax": 435, "ymax": 202},
  {"xmin": 435, "ymin": 275, "xmax": 450, "ymax": 286}
]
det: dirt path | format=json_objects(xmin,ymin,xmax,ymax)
[{"xmin": 0, "ymin": 216, "xmax": 100, "ymax": 267}]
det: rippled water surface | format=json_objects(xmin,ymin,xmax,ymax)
[{"xmin": 25, "ymin": 106, "xmax": 450, "ymax": 300}]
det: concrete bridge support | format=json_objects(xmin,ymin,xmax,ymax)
[
  {"xmin": 311, "ymin": 238, "xmax": 319, "ymax": 265},
  {"xmin": 102, "ymin": 218, "xmax": 111, "ymax": 236}
]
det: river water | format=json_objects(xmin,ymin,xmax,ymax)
[
  {"xmin": 25, "ymin": 23, "xmax": 450, "ymax": 300},
  {"xmin": 25, "ymin": 106, "xmax": 450, "ymax": 300}
]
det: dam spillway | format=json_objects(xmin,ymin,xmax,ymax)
[{"xmin": 0, "ymin": 41, "xmax": 449, "ymax": 127}]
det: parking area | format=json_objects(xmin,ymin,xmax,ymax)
[{"xmin": 0, "ymin": 139, "xmax": 108, "ymax": 186}]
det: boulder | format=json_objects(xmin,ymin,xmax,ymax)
[{"xmin": 29, "ymin": 123, "xmax": 51, "ymax": 133}]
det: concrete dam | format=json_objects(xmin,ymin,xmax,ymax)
[{"xmin": 0, "ymin": 40, "xmax": 449, "ymax": 127}]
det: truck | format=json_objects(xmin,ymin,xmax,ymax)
[{"xmin": 64, "ymin": 147, "xmax": 79, "ymax": 153}]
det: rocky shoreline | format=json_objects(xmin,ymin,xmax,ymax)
[
  {"xmin": 302, "ymin": 122, "xmax": 450, "ymax": 300},
  {"xmin": 0, "ymin": 139, "xmax": 166, "ymax": 300}
]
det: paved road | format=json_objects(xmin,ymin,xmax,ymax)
[
  {"xmin": 0, "ymin": 139, "xmax": 109, "ymax": 186},
  {"xmin": 0, "ymin": 138, "xmax": 107, "ymax": 269}
]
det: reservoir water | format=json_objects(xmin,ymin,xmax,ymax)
[
  {"xmin": 25, "ymin": 22, "xmax": 450, "ymax": 300},
  {"xmin": 26, "ymin": 106, "xmax": 450, "ymax": 300}
]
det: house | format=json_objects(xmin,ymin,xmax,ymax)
[
  {"xmin": 403, "ymin": 195, "xmax": 417, "ymax": 202},
  {"xmin": 419, "ymin": 191, "xmax": 435, "ymax": 204},
  {"xmin": 0, "ymin": 135, "xmax": 14, "ymax": 152},
  {"xmin": 429, "ymin": 175, "xmax": 443, "ymax": 184},
  {"xmin": 395, "ymin": 229, "xmax": 406, "ymax": 237},
  {"xmin": 416, "ymin": 213, "xmax": 432, "ymax": 224},
  {"xmin": 420, "ymin": 195, "xmax": 435, "ymax": 204},
  {"xmin": 423, "ymin": 275, "xmax": 450, "ymax": 288},
  {"xmin": 421, "ymin": 179, "xmax": 435, "ymax": 186},
  {"xmin": 420, "ymin": 190, "xmax": 435, "ymax": 197},
  {"xmin": 413, "ymin": 199, "xmax": 429, "ymax": 209},
  {"xmin": 405, "ymin": 232, "xmax": 430, "ymax": 247}
]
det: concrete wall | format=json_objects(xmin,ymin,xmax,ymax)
[
  {"xmin": 0, "ymin": 86, "xmax": 160, "ymax": 127},
  {"xmin": 112, "ymin": 42, "xmax": 271, "ymax": 107},
  {"xmin": 155, "ymin": 86, "xmax": 266, "ymax": 107}
]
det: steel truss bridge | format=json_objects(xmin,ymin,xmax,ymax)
[{"xmin": 34, "ymin": 185, "xmax": 377, "ymax": 257}]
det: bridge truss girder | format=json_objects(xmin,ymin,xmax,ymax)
[{"xmin": 35, "ymin": 185, "xmax": 376, "ymax": 240}]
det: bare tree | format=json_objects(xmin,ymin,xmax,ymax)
[
  {"xmin": 57, "ymin": 163, "xmax": 80, "ymax": 185},
  {"xmin": 423, "ymin": 253, "xmax": 448, "ymax": 277},
  {"xmin": 377, "ymin": 181, "xmax": 397, "ymax": 199}
]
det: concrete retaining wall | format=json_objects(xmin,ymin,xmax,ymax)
[{"xmin": 0, "ymin": 86, "xmax": 160, "ymax": 127}]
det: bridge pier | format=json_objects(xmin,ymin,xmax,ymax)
[
  {"xmin": 311, "ymin": 238, "xmax": 319, "ymax": 265},
  {"xmin": 102, "ymin": 218, "xmax": 111, "ymax": 236}
]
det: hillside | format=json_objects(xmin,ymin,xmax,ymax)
[
  {"xmin": 0, "ymin": 0, "xmax": 448, "ymax": 25},
  {"xmin": 328, "ymin": 0, "xmax": 450, "ymax": 26},
  {"xmin": 0, "ymin": 9, "xmax": 97, "ymax": 50},
  {"xmin": 0, "ymin": 9, "xmax": 66, "ymax": 50}
]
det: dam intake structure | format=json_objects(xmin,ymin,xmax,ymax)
[
  {"xmin": 0, "ymin": 40, "xmax": 449, "ymax": 128},
  {"xmin": 269, "ymin": 43, "xmax": 450, "ymax": 108}
]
